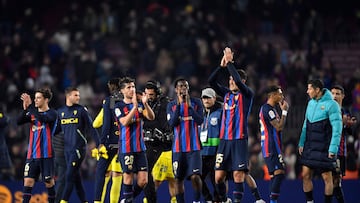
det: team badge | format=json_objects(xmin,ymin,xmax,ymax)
[
  {"xmin": 210, "ymin": 117, "xmax": 218, "ymax": 125},
  {"xmin": 73, "ymin": 110, "xmax": 77, "ymax": 115},
  {"xmin": 268, "ymin": 110, "xmax": 276, "ymax": 119},
  {"xmin": 321, "ymin": 105, "xmax": 325, "ymax": 110},
  {"xmin": 61, "ymin": 112, "xmax": 64, "ymax": 117},
  {"xmin": 115, "ymin": 108, "xmax": 121, "ymax": 117}
]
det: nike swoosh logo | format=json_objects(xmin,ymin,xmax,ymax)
[
  {"xmin": 238, "ymin": 164, "xmax": 245, "ymax": 168},
  {"xmin": 193, "ymin": 169, "xmax": 199, "ymax": 172}
]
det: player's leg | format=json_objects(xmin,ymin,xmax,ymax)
[
  {"xmin": 245, "ymin": 174, "xmax": 264, "ymax": 203},
  {"xmin": 333, "ymin": 157, "xmax": 345, "ymax": 203},
  {"xmin": 321, "ymin": 170, "xmax": 334, "ymax": 203},
  {"xmin": 42, "ymin": 158, "xmax": 56, "ymax": 203},
  {"xmin": 188, "ymin": 151, "xmax": 202, "ymax": 203},
  {"xmin": 301, "ymin": 165, "xmax": 314, "ymax": 203},
  {"xmin": 110, "ymin": 154, "xmax": 122, "ymax": 203},
  {"xmin": 94, "ymin": 156, "xmax": 111, "ymax": 202},
  {"xmin": 22, "ymin": 160, "xmax": 37, "ymax": 203}
]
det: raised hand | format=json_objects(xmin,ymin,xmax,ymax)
[
  {"xmin": 131, "ymin": 89, "xmax": 138, "ymax": 107},
  {"xmin": 141, "ymin": 92, "xmax": 148, "ymax": 104},
  {"xmin": 279, "ymin": 100, "xmax": 289, "ymax": 111},
  {"xmin": 20, "ymin": 93, "xmax": 31, "ymax": 110},
  {"xmin": 223, "ymin": 47, "xmax": 234, "ymax": 64}
]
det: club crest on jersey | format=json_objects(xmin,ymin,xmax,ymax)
[
  {"xmin": 73, "ymin": 110, "xmax": 77, "ymax": 115},
  {"xmin": 61, "ymin": 112, "xmax": 65, "ymax": 117},
  {"xmin": 115, "ymin": 108, "xmax": 121, "ymax": 117},
  {"xmin": 32, "ymin": 125, "xmax": 44, "ymax": 132},
  {"xmin": 224, "ymin": 103, "xmax": 235, "ymax": 110},
  {"xmin": 210, "ymin": 117, "xmax": 218, "ymax": 125},
  {"xmin": 321, "ymin": 105, "xmax": 325, "ymax": 110}
]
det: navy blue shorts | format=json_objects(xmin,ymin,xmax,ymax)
[
  {"xmin": 118, "ymin": 151, "xmax": 148, "ymax": 173},
  {"xmin": 264, "ymin": 153, "xmax": 285, "ymax": 175},
  {"xmin": 24, "ymin": 158, "xmax": 54, "ymax": 181},
  {"xmin": 215, "ymin": 139, "xmax": 248, "ymax": 172},
  {"xmin": 172, "ymin": 151, "xmax": 202, "ymax": 180}
]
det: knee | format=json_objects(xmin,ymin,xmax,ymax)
[
  {"xmin": 215, "ymin": 173, "xmax": 225, "ymax": 184},
  {"xmin": 190, "ymin": 174, "xmax": 201, "ymax": 182},
  {"xmin": 138, "ymin": 177, "xmax": 148, "ymax": 188},
  {"xmin": 302, "ymin": 171, "xmax": 311, "ymax": 181}
]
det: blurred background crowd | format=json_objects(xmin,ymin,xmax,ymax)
[{"xmin": 1, "ymin": 0, "xmax": 360, "ymax": 181}]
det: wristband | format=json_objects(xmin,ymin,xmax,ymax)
[{"xmin": 282, "ymin": 110, "xmax": 288, "ymax": 116}]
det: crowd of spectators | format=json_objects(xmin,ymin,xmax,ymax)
[{"xmin": 1, "ymin": 0, "xmax": 360, "ymax": 181}]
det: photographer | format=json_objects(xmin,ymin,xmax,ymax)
[{"xmin": 143, "ymin": 80, "xmax": 174, "ymax": 203}]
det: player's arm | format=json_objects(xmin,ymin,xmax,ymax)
[
  {"xmin": 28, "ymin": 105, "xmax": 58, "ymax": 123},
  {"xmin": 118, "ymin": 93, "xmax": 138, "ymax": 126},
  {"xmin": 208, "ymin": 67, "xmax": 229, "ymax": 98},
  {"xmin": 328, "ymin": 101, "xmax": 343, "ymax": 156},
  {"xmin": 167, "ymin": 101, "xmax": 181, "ymax": 127},
  {"xmin": 188, "ymin": 99, "xmax": 204, "ymax": 124},
  {"xmin": 227, "ymin": 63, "xmax": 254, "ymax": 98},
  {"xmin": 93, "ymin": 108, "xmax": 104, "ymax": 129},
  {"xmin": 82, "ymin": 107, "xmax": 100, "ymax": 146},
  {"xmin": 270, "ymin": 101, "xmax": 289, "ymax": 131}
]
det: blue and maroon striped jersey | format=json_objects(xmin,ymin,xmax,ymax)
[
  {"xmin": 17, "ymin": 105, "xmax": 58, "ymax": 159},
  {"xmin": 259, "ymin": 104, "xmax": 282, "ymax": 157},
  {"xmin": 167, "ymin": 98, "xmax": 203, "ymax": 152},
  {"xmin": 114, "ymin": 101, "xmax": 146, "ymax": 153},
  {"xmin": 208, "ymin": 63, "xmax": 254, "ymax": 141}
]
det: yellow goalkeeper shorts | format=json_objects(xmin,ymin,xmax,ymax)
[{"xmin": 152, "ymin": 151, "xmax": 174, "ymax": 181}]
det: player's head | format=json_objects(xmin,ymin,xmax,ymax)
[
  {"xmin": 307, "ymin": 79, "xmax": 324, "ymax": 99},
  {"xmin": 174, "ymin": 78, "xmax": 189, "ymax": 97},
  {"xmin": 65, "ymin": 86, "xmax": 80, "ymax": 105},
  {"xmin": 331, "ymin": 84, "xmax": 345, "ymax": 105},
  {"xmin": 119, "ymin": 77, "xmax": 136, "ymax": 99},
  {"xmin": 34, "ymin": 88, "xmax": 52, "ymax": 108},
  {"xmin": 265, "ymin": 85, "xmax": 284, "ymax": 103}
]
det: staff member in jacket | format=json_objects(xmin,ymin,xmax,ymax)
[{"xmin": 298, "ymin": 79, "xmax": 342, "ymax": 203}]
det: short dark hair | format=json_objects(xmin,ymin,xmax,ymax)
[
  {"xmin": 265, "ymin": 85, "xmax": 281, "ymax": 95},
  {"xmin": 145, "ymin": 80, "xmax": 161, "ymax": 95},
  {"xmin": 308, "ymin": 79, "xmax": 324, "ymax": 90},
  {"xmin": 119, "ymin": 77, "xmax": 135, "ymax": 89},
  {"xmin": 36, "ymin": 88, "xmax": 53, "ymax": 101},
  {"xmin": 65, "ymin": 87, "xmax": 79, "ymax": 95},
  {"xmin": 331, "ymin": 84, "xmax": 345, "ymax": 94},
  {"xmin": 238, "ymin": 69, "xmax": 247, "ymax": 81},
  {"xmin": 174, "ymin": 78, "xmax": 188, "ymax": 88}
]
